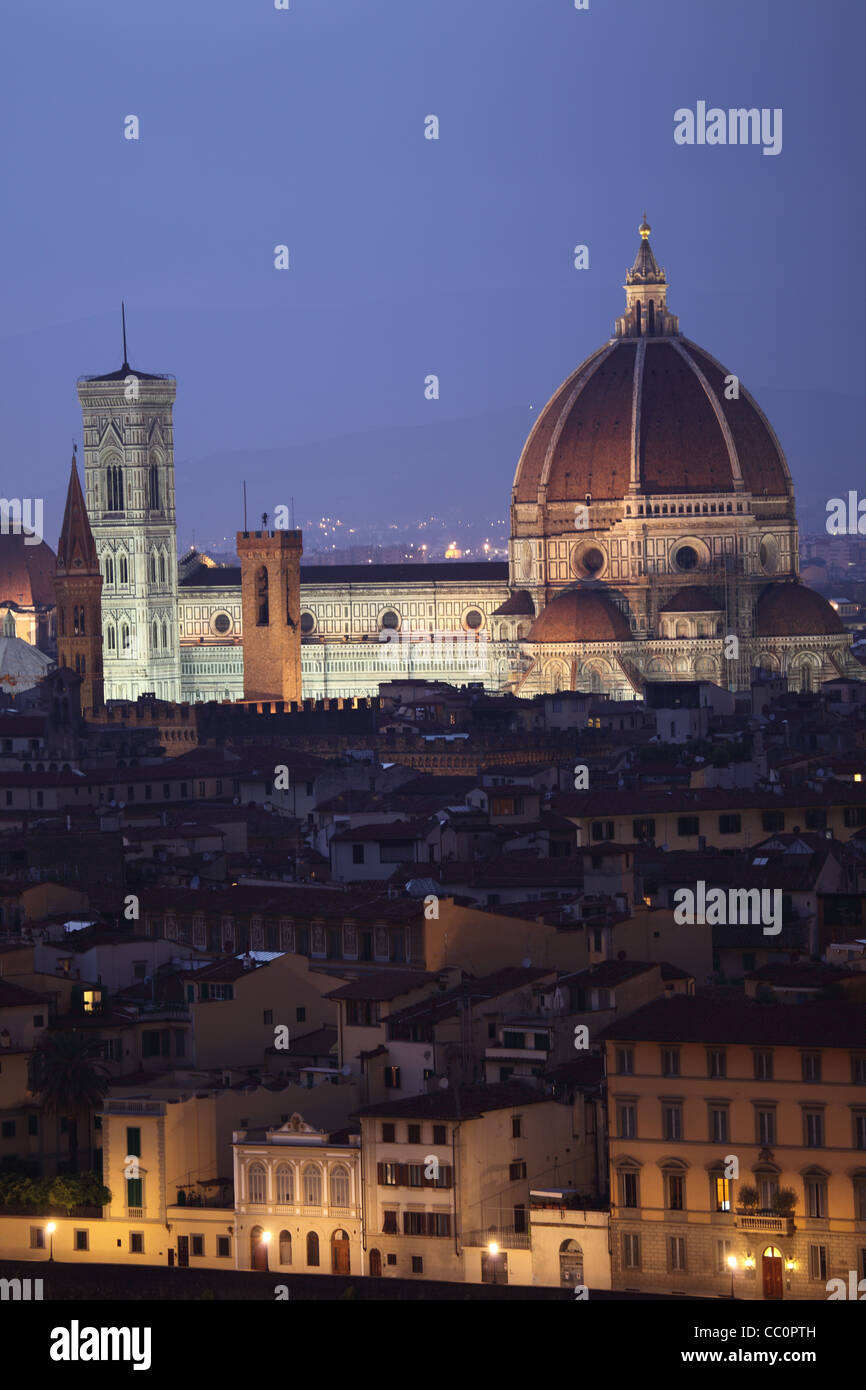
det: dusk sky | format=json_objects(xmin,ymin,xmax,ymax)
[{"xmin": 3, "ymin": 0, "xmax": 862, "ymax": 551}]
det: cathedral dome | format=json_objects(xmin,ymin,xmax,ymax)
[
  {"xmin": 527, "ymin": 588, "xmax": 632, "ymax": 643},
  {"xmin": 755, "ymin": 584, "xmax": 845, "ymax": 638},
  {"xmin": 0, "ymin": 531, "xmax": 58, "ymax": 608},
  {"xmin": 512, "ymin": 220, "xmax": 792, "ymax": 507}
]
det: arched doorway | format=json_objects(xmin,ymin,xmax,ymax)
[
  {"xmin": 250, "ymin": 1226, "xmax": 268, "ymax": 1271},
  {"xmin": 559, "ymin": 1239, "xmax": 583, "ymax": 1288},
  {"xmin": 369, "ymin": 1248, "xmax": 382, "ymax": 1277},
  {"xmin": 279, "ymin": 1230, "xmax": 292, "ymax": 1265},
  {"xmin": 306, "ymin": 1230, "xmax": 320, "ymax": 1267},
  {"xmin": 762, "ymin": 1245, "xmax": 783, "ymax": 1300},
  {"xmin": 331, "ymin": 1228, "xmax": 350, "ymax": 1275}
]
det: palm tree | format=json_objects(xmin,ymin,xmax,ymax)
[{"xmin": 31, "ymin": 1032, "xmax": 111, "ymax": 1173}]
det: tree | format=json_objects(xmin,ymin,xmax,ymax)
[{"xmin": 31, "ymin": 1031, "xmax": 111, "ymax": 1172}]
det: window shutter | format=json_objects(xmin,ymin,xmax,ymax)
[
  {"xmin": 402, "ymin": 1212, "xmax": 411, "ymax": 1235},
  {"xmin": 377, "ymin": 1163, "xmax": 385, "ymax": 1185},
  {"xmin": 398, "ymin": 1163, "xmax": 410, "ymax": 1186}
]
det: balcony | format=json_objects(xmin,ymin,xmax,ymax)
[
  {"xmin": 463, "ymin": 1226, "xmax": 531, "ymax": 1251},
  {"xmin": 735, "ymin": 1211, "xmax": 796, "ymax": 1237}
]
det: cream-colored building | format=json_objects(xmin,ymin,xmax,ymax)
[
  {"xmin": 233, "ymin": 1112, "xmax": 362, "ymax": 1276},
  {"xmin": 355, "ymin": 1081, "xmax": 592, "ymax": 1285}
]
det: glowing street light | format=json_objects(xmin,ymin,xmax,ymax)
[
  {"xmin": 45, "ymin": 1220, "xmax": 56, "ymax": 1263},
  {"xmin": 727, "ymin": 1253, "xmax": 737, "ymax": 1298}
]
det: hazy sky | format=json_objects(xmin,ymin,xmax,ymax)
[{"xmin": 3, "ymin": 0, "xmax": 863, "ymax": 550}]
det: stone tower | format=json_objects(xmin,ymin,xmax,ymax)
[
  {"xmin": 55, "ymin": 450, "xmax": 104, "ymax": 712},
  {"xmin": 237, "ymin": 529, "xmax": 303, "ymax": 703},
  {"xmin": 77, "ymin": 345, "xmax": 182, "ymax": 702}
]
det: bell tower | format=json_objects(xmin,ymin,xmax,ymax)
[
  {"xmin": 77, "ymin": 316, "xmax": 182, "ymax": 702},
  {"xmin": 55, "ymin": 449, "xmax": 104, "ymax": 712},
  {"xmin": 237, "ymin": 528, "xmax": 303, "ymax": 703}
]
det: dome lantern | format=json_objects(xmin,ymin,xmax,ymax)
[{"xmin": 615, "ymin": 215, "xmax": 680, "ymax": 339}]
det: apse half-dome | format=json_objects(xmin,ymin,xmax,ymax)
[
  {"xmin": 756, "ymin": 584, "xmax": 845, "ymax": 638},
  {"xmin": 527, "ymin": 588, "xmax": 632, "ymax": 644}
]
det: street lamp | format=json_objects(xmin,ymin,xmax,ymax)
[
  {"xmin": 487, "ymin": 1240, "xmax": 499, "ymax": 1286},
  {"xmin": 45, "ymin": 1221, "xmax": 56, "ymax": 1263},
  {"xmin": 727, "ymin": 1253, "xmax": 737, "ymax": 1299}
]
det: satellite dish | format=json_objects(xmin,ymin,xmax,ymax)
[
  {"xmin": 439, "ymin": 1077, "xmax": 449, "ymax": 1089},
  {"xmin": 341, "ymin": 1064, "xmax": 351, "ymax": 1076}
]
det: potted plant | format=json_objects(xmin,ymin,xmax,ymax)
[
  {"xmin": 772, "ymin": 1187, "xmax": 797, "ymax": 1217},
  {"xmin": 736, "ymin": 1184, "xmax": 759, "ymax": 1214}
]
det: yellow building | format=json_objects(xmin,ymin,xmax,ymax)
[
  {"xmin": 558, "ymin": 785, "xmax": 866, "ymax": 854},
  {"xmin": 603, "ymin": 996, "xmax": 866, "ymax": 1299}
]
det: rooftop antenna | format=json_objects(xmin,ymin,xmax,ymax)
[
  {"xmin": 291, "ymin": 496, "xmax": 295, "ymax": 530},
  {"xmin": 121, "ymin": 301, "xmax": 129, "ymax": 367},
  {"xmin": 243, "ymin": 480, "xmax": 248, "ymax": 531}
]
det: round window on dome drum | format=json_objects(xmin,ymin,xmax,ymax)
[
  {"xmin": 300, "ymin": 612, "xmax": 315, "ymax": 633},
  {"xmin": 380, "ymin": 610, "xmax": 400, "ymax": 629},
  {"xmin": 213, "ymin": 612, "xmax": 231, "ymax": 634},
  {"xmin": 675, "ymin": 545, "xmax": 699, "ymax": 572},
  {"xmin": 464, "ymin": 609, "xmax": 483, "ymax": 630}
]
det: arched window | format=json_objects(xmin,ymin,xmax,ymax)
[
  {"xmin": 276, "ymin": 1165, "xmax": 294, "ymax": 1205},
  {"xmin": 106, "ymin": 624, "xmax": 116, "ymax": 652},
  {"xmin": 121, "ymin": 623, "xmax": 131, "ymax": 654},
  {"xmin": 119, "ymin": 555, "xmax": 129, "ymax": 585},
  {"xmin": 106, "ymin": 464, "xmax": 124, "ymax": 511},
  {"xmin": 104, "ymin": 555, "xmax": 114, "ymax": 586},
  {"xmin": 648, "ymin": 299, "xmax": 655, "ymax": 334},
  {"xmin": 256, "ymin": 566, "xmax": 269, "ymax": 626},
  {"xmin": 636, "ymin": 302, "xmax": 642, "ymax": 336},
  {"xmin": 159, "ymin": 553, "xmax": 167, "ymax": 584},
  {"xmin": 152, "ymin": 621, "xmax": 159, "ymax": 652},
  {"xmin": 302, "ymin": 1164, "xmax": 322, "ymax": 1206},
  {"xmin": 149, "ymin": 462, "xmax": 160, "ymax": 511},
  {"xmin": 150, "ymin": 552, "xmax": 157, "ymax": 583},
  {"xmin": 73, "ymin": 605, "xmax": 85, "ymax": 636},
  {"xmin": 306, "ymin": 1231, "xmax": 319, "ymax": 1266},
  {"xmin": 279, "ymin": 1230, "xmax": 292, "ymax": 1265},
  {"xmin": 162, "ymin": 620, "xmax": 169, "ymax": 651},
  {"xmin": 247, "ymin": 1162, "xmax": 266, "ymax": 1204},
  {"xmin": 330, "ymin": 1164, "xmax": 350, "ymax": 1208}
]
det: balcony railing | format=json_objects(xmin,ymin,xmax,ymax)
[
  {"xmin": 463, "ymin": 1226, "xmax": 531, "ymax": 1251},
  {"xmin": 126, "ymin": 1207, "xmax": 144, "ymax": 1219},
  {"xmin": 736, "ymin": 1212, "xmax": 796, "ymax": 1236}
]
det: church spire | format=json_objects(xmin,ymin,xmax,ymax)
[
  {"xmin": 57, "ymin": 448, "xmax": 99, "ymax": 575},
  {"xmin": 615, "ymin": 215, "xmax": 679, "ymax": 339}
]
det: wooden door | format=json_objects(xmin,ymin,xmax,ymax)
[
  {"xmin": 177, "ymin": 1236, "xmax": 189, "ymax": 1269},
  {"xmin": 332, "ymin": 1233, "xmax": 350, "ymax": 1274},
  {"xmin": 762, "ymin": 1253, "xmax": 783, "ymax": 1300},
  {"xmin": 369, "ymin": 1248, "xmax": 382, "ymax": 1277}
]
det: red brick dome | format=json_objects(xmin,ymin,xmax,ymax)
[
  {"xmin": 756, "ymin": 584, "xmax": 846, "ymax": 638},
  {"xmin": 659, "ymin": 586, "xmax": 722, "ymax": 613},
  {"xmin": 0, "ymin": 531, "xmax": 58, "ymax": 608},
  {"xmin": 528, "ymin": 588, "xmax": 632, "ymax": 643},
  {"xmin": 512, "ymin": 336, "xmax": 792, "ymax": 505}
]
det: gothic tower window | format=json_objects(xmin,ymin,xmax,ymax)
[
  {"xmin": 104, "ymin": 555, "xmax": 115, "ymax": 586},
  {"xmin": 256, "ymin": 566, "xmax": 269, "ymax": 626},
  {"xmin": 636, "ymin": 302, "xmax": 642, "ymax": 336},
  {"xmin": 106, "ymin": 464, "xmax": 124, "ymax": 511},
  {"xmin": 648, "ymin": 299, "xmax": 655, "ymax": 334},
  {"xmin": 159, "ymin": 553, "xmax": 166, "ymax": 584},
  {"xmin": 150, "ymin": 552, "xmax": 157, "ymax": 583},
  {"xmin": 121, "ymin": 623, "xmax": 131, "ymax": 654},
  {"xmin": 149, "ymin": 463, "xmax": 160, "ymax": 511},
  {"xmin": 119, "ymin": 555, "xmax": 129, "ymax": 585},
  {"xmin": 106, "ymin": 625, "xmax": 116, "ymax": 652},
  {"xmin": 163, "ymin": 619, "xmax": 169, "ymax": 651},
  {"xmin": 73, "ymin": 606, "xmax": 85, "ymax": 636},
  {"xmin": 152, "ymin": 620, "xmax": 159, "ymax": 652}
]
